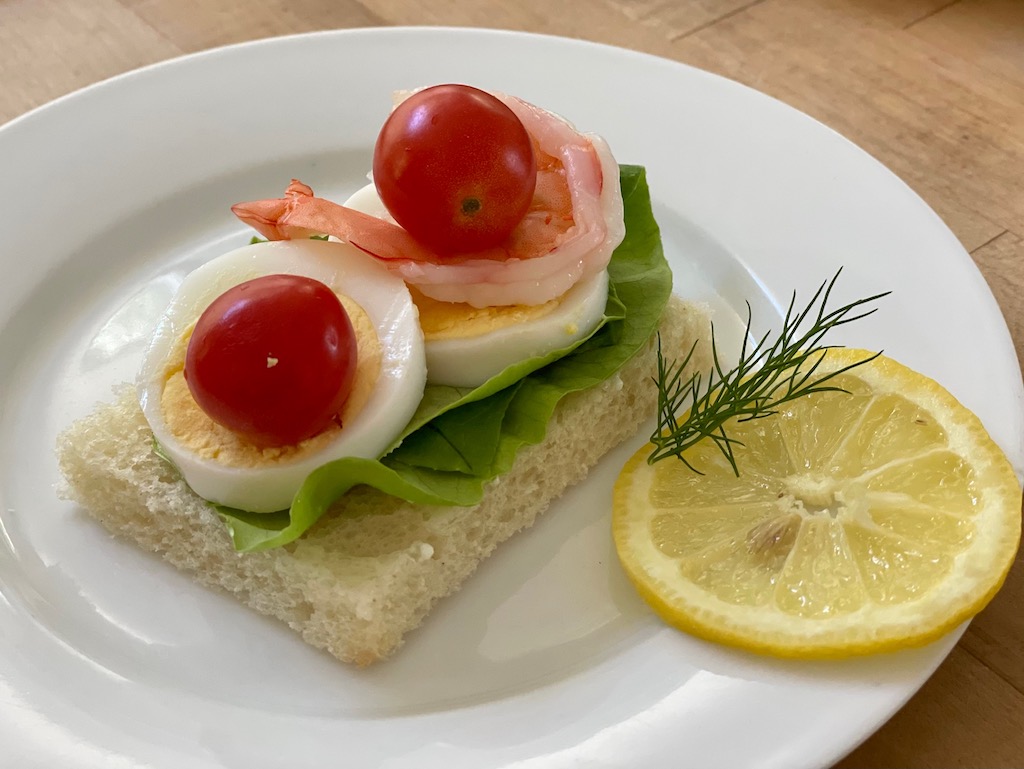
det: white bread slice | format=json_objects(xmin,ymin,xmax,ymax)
[{"xmin": 57, "ymin": 295, "xmax": 711, "ymax": 666}]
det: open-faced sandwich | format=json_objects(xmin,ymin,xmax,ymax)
[{"xmin": 57, "ymin": 85, "xmax": 712, "ymax": 666}]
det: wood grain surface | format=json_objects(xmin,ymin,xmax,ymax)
[{"xmin": 2, "ymin": 1, "xmax": 1022, "ymax": 766}]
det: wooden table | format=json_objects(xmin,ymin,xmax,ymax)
[{"xmin": 2, "ymin": 1, "xmax": 1021, "ymax": 766}]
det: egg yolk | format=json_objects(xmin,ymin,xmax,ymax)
[
  {"xmin": 160, "ymin": 294, "xmax": 382, "ymax": 468},
  {"xmin": 410, "ymin": 287, "xmax": 559, "ymax": 340}
]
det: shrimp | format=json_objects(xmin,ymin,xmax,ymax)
[{"xmin": 231, "ymin": 94, "xmax": 624, "ymax": 308}]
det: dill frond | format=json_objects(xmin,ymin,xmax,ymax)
[{"xmin": 648, "ymin": 269, "xmax": 889, "ymax": 473}]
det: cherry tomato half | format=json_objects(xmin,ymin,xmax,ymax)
[
  {"xmin": 372, "ymin": 84, "xmax": 537, "ymax": 255},
  {"xmin": 184, "ymin": 274, "xmax": 358, "ymax": 447}
]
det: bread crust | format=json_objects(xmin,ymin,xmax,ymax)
[{"xmin": 57, "ymin": 295, "xmax": 710, "ymax": 665}]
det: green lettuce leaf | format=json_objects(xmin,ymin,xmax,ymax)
[{"xmin": 217, "ymin": 165, "xmax": 671, "ymax": 551}]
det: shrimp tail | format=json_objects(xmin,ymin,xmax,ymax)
[
  {"xmin": 231, "ymin": 179, "xmax": 437, "ymax": 261},
  {"xmin": 230, "ymin": 180, "xmax": 317, "ymax": 240}
]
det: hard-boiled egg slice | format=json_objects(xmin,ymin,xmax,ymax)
[
  {"xmin": 138, "ymin": 239, "xmax": 426, "ymax": 512},
  {"xmin": 344, "ymin": 183, "xmax": 609, "ymax": 388}
]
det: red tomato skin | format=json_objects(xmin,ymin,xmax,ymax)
[
  {"xmin": 373, "ymin": 84, "xmax": 536, "ymax": 255},
  {"xmin": 184, "ymin": 274, "xmax": 358, "ymax": 447}
]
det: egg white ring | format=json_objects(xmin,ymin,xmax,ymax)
[
  {"xmin": 138, "ymin": 239, "xmax": 426, "ymax": 513},
  {"xmin": 342, "ymin": 183, "xmax": 610, "ymax": 387}
]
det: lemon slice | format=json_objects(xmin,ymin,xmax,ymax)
[{"xmin": 613, "ymin": 349, "xmax": 1021, "ymax": 657}]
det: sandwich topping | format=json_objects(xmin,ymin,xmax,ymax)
[
  {"xmin": 182, "ymin": 273, "xmax": 361, "ymax": 448},
  {"xmin": 139, "ymin": 238, "xmax": 427, "ymax": 513},
  {"xmin": 342, "ymin": 181, "xmax": 612, "ymax": 387},
  {"xmin": 138, "ymin": 84, "xmax": 654, "ymax": 536},
  {"xmin": 161, "ymin": 289, "xmax": 383, "ymax": 466},
  {"xmin": 372, "ymin": 85, "xmax": 538, "ymax": 254},
  {"xmin": 231, "ymin": 85, "xmax": 624, "ymax": 309}
]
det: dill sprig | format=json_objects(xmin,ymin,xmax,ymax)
[{"xmin": 649, "ymin": 269, "xmax": 890, "ymax": 474}]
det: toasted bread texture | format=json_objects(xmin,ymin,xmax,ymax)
[{"xmin": 57, "ymin": 295, "xmax": 710, "ymax": 666}]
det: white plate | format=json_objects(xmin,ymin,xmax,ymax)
[{"xmin": 1, "ymin": 28, "xmax": 1021, "ymax": 769}]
